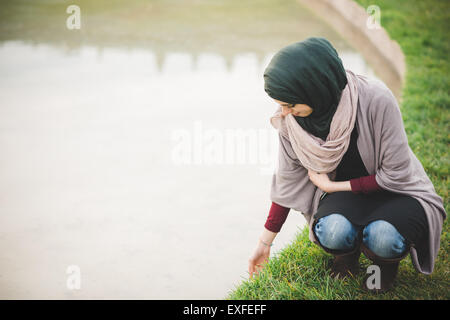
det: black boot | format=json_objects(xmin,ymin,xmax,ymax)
[
  {"xmin": 360, "ymin": 242, "xmax": 410, "ymax": 294},
  {"xmin": 328, "ymin": 246, "xmax": 362, "ymax": 279}
]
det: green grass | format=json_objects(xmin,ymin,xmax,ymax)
[{"xmin": 227, "ymin": 0, "xmax": 449, "ymax": 300}]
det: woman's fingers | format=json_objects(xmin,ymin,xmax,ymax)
[
  {"xmin": 249, "ymin": 259, "xmax": 264, "ymax": 279},
  {"xmin": 249, "ymin": 250, "xmax": 271, "ymax": 279},
  {"xmin": 248, "ymin": 259, "xmax": 256, "ymax": 278}
]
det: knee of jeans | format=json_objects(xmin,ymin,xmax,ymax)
[
  {"xmin": 314, "ymin": 213, "xmax": 358, "ymax": 251},
  {"xmin": 362, "ymin": 220, "xmax": 407, "ymax": 259}
]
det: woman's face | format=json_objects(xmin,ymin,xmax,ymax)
[{"xmin": 274, "ymin": 99, "xmax": 314, "ymax": 117}]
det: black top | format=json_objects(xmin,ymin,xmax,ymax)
[{"xmin": 335, "ymin": 124, "xmax": 369, "ymax": 181}]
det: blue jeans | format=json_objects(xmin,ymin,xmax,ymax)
[{"xmin": 314, "ymin": 213, "xmax": 408, "ymax": 259}]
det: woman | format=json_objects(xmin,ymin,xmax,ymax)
[{"xmin": 248, "ymin": 37, "xmax": 446, "ymax": 293}]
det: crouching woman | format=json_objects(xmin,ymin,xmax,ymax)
[{"xmin": 248, "ymin": 37, "xmax": 446, "ymax": 293}]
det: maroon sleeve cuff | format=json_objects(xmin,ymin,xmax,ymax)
[
  {"xmin": 350, "ymin": 174, "xmax": 382, "ymax": 194},
  {"xmin": 264, "ymin": 202, "xmax": 290, "ymax": 233}
]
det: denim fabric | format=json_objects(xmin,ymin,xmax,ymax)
[
  {"xmin": 314, "ymin": 213, "xmax": 407, "ymax": 259},
  {"xmin": 314, "ymin": 213, "xmax": 359, "ymax": 251}
]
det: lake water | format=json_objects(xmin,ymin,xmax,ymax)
[{"xmin": 0, "ymin": 0, "xmax": 380, "ymax": 299}]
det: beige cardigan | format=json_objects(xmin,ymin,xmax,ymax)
[{"xmin": 270, "ymin": 73, "xmax": 446, "ymax": 275}]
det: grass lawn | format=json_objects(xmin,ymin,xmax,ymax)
[{"xmin": 226, "ymin": 0, "xmax": 449, "ymax": 300}]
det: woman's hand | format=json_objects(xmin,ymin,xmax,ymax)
[
  {"xmin": 248, "ymin": 240, "xmax": 271, "ymax": 279},
  {"xmin": 307, "ymin": 170, "xmax": 352, "ymax": 193},
  {"xmin": 308, "ymin": 170, "xmax": 333, "ymax": 192}
]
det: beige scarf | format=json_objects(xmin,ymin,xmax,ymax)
[{"xmin": 270, "ymin": 69, "xmax": 359, "ymax": 173}]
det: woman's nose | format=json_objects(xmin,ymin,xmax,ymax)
[{"xmin": 281, "ymin": 106, "xmax": 292, "ymax": 116}]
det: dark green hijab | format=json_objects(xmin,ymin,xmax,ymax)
[{"xmin": 264, "ymin": 37, "xmax": 348, "ymax": 141}]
